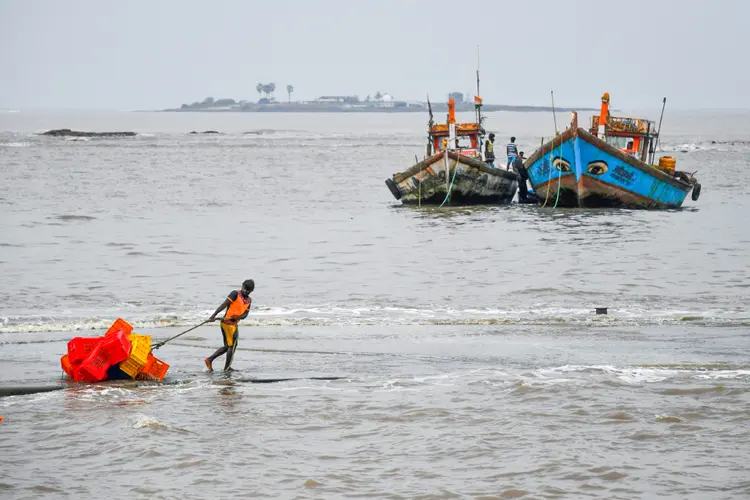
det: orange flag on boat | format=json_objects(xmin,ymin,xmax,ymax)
[{"xmin": 474, "ymin": 96, "xmax": 483, "ymax": 104}]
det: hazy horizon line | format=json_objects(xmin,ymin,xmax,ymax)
[{"xmin": 3, "ymin": 105, "xmax": 750, "ymax": 113}]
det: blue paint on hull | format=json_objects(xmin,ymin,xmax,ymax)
[{"xmin": 525, "ymin": 137, "xmax": 576, "ymax": 207}]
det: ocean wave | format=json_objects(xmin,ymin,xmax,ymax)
[
  {"xmin": 0, "ymin": 305, "xmax": 748, "ymax": 333},
  {"xmin": 543, "ymin": 364, "xmax": 750, "ymax": 383},
  {"xmin": 0, "ymin": 141, "xmax": 30, "ymax": 148},
  {"xmin": 132, "ymin": 414, "xmax": 168, "ymax": 429},
  {"xmin": 379, "ymin": 364, "xmax": 750, "ymax": 392}
]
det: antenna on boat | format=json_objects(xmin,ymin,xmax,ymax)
[
  {"xmin": 476, "ymin": 44, "xmax": 480, "ymax": 95},
  {"xmin": 427, "ymin": 94, "xmax": 434, "ymax": 128},
  {"xmin": 426, "ymin": 95, "xmax": 434, "ymax": 157},
  {"xmin": 475, "ymin": 44, "xmax": 483, "ymax": 128},
  {"xmin": 551, "ymin": 90, "xmax": 559, "ymax": 135},
  {"xmin": 652, "ymin": 97, "xmax": 667, "ymax": 160}
]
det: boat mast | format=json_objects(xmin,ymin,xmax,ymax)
[
  {"xmin": 474, "ymin": 45, "xmax": 485, "ymax": 163},
  {"xmin": 447, "ymin": 98, "xmax": 456, "ymax": 196},
  {"xmin": 551, "ymin": 90, "xmax": 558, "ymax": 135},
  {"xmin": 652, "ymin": 97, "xmax": 667, "ymax": 164},
  {"xmin": 475, "ymin": 45, "xmax": 484, "ymax": 131},
  {"xmin": 426, "ymin": 95, "xmax": 434, "ymax": 158}
]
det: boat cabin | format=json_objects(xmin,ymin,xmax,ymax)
[
  {"xmin": 425, "ymin": 98, "xmax": 483, "ymax": 159},
  {"xmin": 589, "ymin": 92, "xmax": 657, "ymax": 163}
]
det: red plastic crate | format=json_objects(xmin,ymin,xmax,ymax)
[
  {"xmin": 67, "ymin": 337, "xmax": 103, "ymax": 364},
  {"xmin": 141, "ymin": 352, "xmax": 155, "ymax": 373},
  {"xmin": 100, "ymin": 330, "xmax": 132, "ymax": 365},
  {"xmin": 140, "ymin": 355, "xmax": 169, "ymax": 381},
  {"xmin": 105, "ymin": 318, "xmax": 133, "ymax": 337},
  {"xmin": 60, "ymin": 354, "xmax": 76, "ymax": 379},
  {"xmin": 75, "ymin": 346, "xmax": 111, "ymax": 382}
]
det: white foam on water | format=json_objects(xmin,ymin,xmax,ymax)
[
  {"xmin": 541, "ymin": 364, "xmax": 674, "ymax": 384},
  {"xmin": 539, "ymin": 364, "xmax": 750, "ymax": 385},
  {"xmin": 132, "ymin": 414, "xmax": 167, "ymax": 429},
  {"xmin": 1, "ymin": 305, "xmax": 747, "ymax": 334},
  {"xmin": 613, "ymin": 367, "xmax": 675, "ymax": 384},
  {"xmin": 694, "ymin": 370, "xmax": 750, "ymax": 381}
]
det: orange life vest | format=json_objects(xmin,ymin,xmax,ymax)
[{"xmin": 222, "ymin": 291, "xmax": 250, "ymax": 325}]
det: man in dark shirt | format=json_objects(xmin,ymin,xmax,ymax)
[{"xmin": 512, "ymin": 152, "xmax": 530, "ymax": 202}]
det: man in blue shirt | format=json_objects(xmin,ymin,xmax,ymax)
[{"xmin": 506, "ymin": 136, "xmax": 518, "ymax": 170}]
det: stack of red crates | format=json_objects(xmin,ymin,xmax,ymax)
[
  {"xmin": 62, "ymin": 318, "xmax": 134, "ymax": 382},
  {"xmin": 60, "ymin": 318, "xmax": 170, "ymax": 382}
]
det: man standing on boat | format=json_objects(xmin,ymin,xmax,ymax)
[
  {"xmin": 506, "ymin": 137, "xmax": 518, "ymax": 170},
  {"xmin": 484, "ymin": 133, "xmax": 496, "ymax": 167},
  {"xmin": 204, "ymin": 279, "xmax": 254, "ymax": 372}
]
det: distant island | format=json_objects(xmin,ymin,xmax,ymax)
[
  {"xmin": 163, "ymin": 86, "xmax": 594, "ymax": 114},
  {"xmin": 42, "ymin": 128, "xmax": 136, "ymax": 138}
]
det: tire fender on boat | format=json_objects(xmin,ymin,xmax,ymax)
[
  {"xmin": 385, "ymin": 178, "xmax": 402, "ymax": 200},
  {"xmin": 691, "ymin": 182, "xmax": 701, "ymax": 201}
]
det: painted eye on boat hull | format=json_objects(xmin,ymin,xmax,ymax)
[
  {"xmin": 587, "ymin": 161, "xmax": 608, "ymax": 175},
  {"xmin": 552, "ymin": 157, "xmax": 571, "ymax": 172}
]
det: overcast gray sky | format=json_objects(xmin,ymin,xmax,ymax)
[{"xmin": 1, "ymin": 0, "xmax": 748, "ymax": 110}]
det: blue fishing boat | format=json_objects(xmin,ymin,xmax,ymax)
[{"xmin": 525, "ymin": 93, "xmax": 701, "ymax": 208}]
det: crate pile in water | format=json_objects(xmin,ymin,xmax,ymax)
[{"xmin": 60, "ymin": 318, "xmax": 169, "ymax": 382}]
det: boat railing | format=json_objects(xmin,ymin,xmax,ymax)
[
  {"xmin": 430, "ymin": 123, "xmax": 480, "ymax": 136},
  {"xmin": 591, "ymin": 115, "xmax": 655, "ymax": 135}
]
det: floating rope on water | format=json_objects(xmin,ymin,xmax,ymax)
[{"xmin": 541, "ymin": 129, "xmax": 564, "ymax": 208}]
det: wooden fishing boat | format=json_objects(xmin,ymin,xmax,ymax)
[
  {"xmin": 385, "ymin": 93, "xmax": 518, "ymax": 206},
  {"xmin": 525, "ymin": 93, "xmax": 701, "ymax": 209}
]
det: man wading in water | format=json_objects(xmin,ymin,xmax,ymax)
[{"xmin": 204, "ymin": 279, "xmax": 254, "ymax": 372}]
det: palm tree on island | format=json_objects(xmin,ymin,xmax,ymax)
[
  {"xmin": 286, "ymin": 85, "xmax": 294, "ymax": 103},
  {"xmin": 261, "ymin": 83, "xmax": 276, "ymax": 101},
  {"xmin": 256, "ymin": 83, "xmax": 263, "ymax": 101}
]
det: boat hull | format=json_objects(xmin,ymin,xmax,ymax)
[
  {"xmin": 386, "ymin": 151, "xmax": 519, "ymax": 205},
  {"xmin": 525, "ymin": 126, "xmax": 697, "ymax": 209}
]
